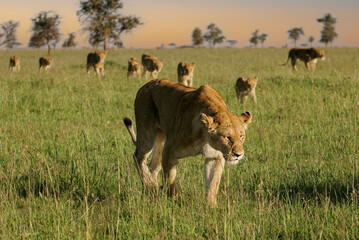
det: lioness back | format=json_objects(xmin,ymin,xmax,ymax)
[{"xmin": 177, "ymin": 62, "xmax": 195, "ymax": 87}]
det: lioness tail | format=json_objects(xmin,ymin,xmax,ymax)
[
  {"xmin": 123, "ymin": 117, "xmax": 137, "ymax": 146},
  {"xmin": 280, "ymin": 55, "xmax": 290, "ymax": 66}
]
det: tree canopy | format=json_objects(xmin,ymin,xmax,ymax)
[
  {"xmin": 62, "ymin": 32, "xmax": 77, "ymax": 48},
  {"xmin": 203, "ymin": 23, "xmax": 226, "ymax": 48},
  {"xmin": 0, "ymin": 20, "xmax": 21, "ymax": 49},
  {"xmin": 192, "ymin": 27, "xmax": 204, "ymax": 47},
  {"xmin": 317, "ymin": 13, "xmax": 338, "ymax": 48},
  {"xmin": 77, "ymin": 0, "xmax": 142, "ymax": 50},
  {"xmin": 287, "ymin": 27, "xmax": 304, "ymax": 47},
  {"xmin": 29, "ymin": 11, "xmax": 61, "ymax": 55}
]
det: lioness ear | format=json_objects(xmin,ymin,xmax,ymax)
[
  {"xmin": 239, "ymin": 111, "xmax": 252, "ymax": 129},
  {"xmin": 199, "ymin": 113, "xmax": 214, "ymax": 130}
]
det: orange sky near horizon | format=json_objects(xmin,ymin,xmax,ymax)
[{"xmin": 0, "ymin": 0, "xmax": 358, "ymax": 49}]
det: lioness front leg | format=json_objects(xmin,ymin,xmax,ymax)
[{"xmin": 204, "ymin": 157, "xmax": 225, "ymax": 206}]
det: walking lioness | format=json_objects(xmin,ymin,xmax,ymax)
[
  {"xmin": 87, "ymin": 50, "xmax": 107, "ymax": 76},
  {"xmin": 124, "ymin": 79, "xmax": 252, "ymax": 206},
  {"xmin": 141, "ymin": 54, "xmax": 163, "ymax": 80},
  {"xmin": 281, "ymin": 47, "xmax": 325, "ymax": 71},
  {"xmin": 177, "ymin": 62, "xmax": 195, "ymax": 87},
  {"xmin": 39, "ymin": 57, "xmax": 53, "ymax": 72},
  {"xmin": 9, "ymin": 56, "xmax": 20, "ymax": 71},
  {"xmin": 235, "ymin": 77, "xmax": 258, "ymax": 104},
  {"xmin": 127, "ymin": 57, "xmax": 142, "ymax": 80}
]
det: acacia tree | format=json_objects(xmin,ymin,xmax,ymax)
[
  {"xmin": 258, "ymin": 33, "xmax": 268, "ymax": 48},
  {"xmin": 192, "ymin": 27, "xmax": 204, "ymax": 47},
  {"xmin": 287, "ymin": 27, "xmax": 304, "ymax": 47},
  {"xmin": 62, "ymin": 32, "xmax": 77, "ymax": 48},
  {"xmin": 203, "ymin": 23, "xmax": 226, "ymax": 48},
  {"xmin": 0, "ymin": 20, "xmax": 21, "ymax": 49},
  {"xmin": 77, "ymin": 0, "xmax": 142, "ymax": 50},
  {"xmin": 227, "ymin": 40, "xmax": 238, "ymax": 47},
  {"xmin": 317, "ymin": 14, "xmax": 338, "ymax": 48},
  {"xmin": 249, "ymin": 29, "xmax": 260, "ymax": 47},
  {"xmin": 308, "ymin": 36, "xmax": 314, "ymax": 47},
  {"xmin": 29, "ymin": 11, "xmax": 61, "ymax": 55}
]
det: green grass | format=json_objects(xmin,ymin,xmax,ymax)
[{"xmin": 0, "ymin": 47, "xmax": 358, "ymax": 239}]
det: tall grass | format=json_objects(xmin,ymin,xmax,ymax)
[{"xmin": 0, "ymin": 48, "xmax": 358, "ymax": 239}]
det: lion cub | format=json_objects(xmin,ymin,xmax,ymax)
[
  {"xmin": 141, "ymin": 54, "xmax": 163, "ymax": 80},
  {"xmin": 87, "ymin": 50, "xmax": 107, "ymax": 77},
  {"xmin": 39, "ymin": 57, "xmax": 53, "ymax": 72},
  {"xmin": 235, "ymin": 77, "xmax": 258, "ymax": 104},
  {"xmin": 9, "ymin": 56, "xmax": 20, "ymax": 71},
  {"xmin": 127, "ymin": 57, "xmax": 142, "ymax": 80},
  {"xmin": 177, "ymin": 62, "xmax": 195, "ymax": 87}
]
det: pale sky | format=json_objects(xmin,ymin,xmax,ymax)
[{"xmin": 0, "ymin": 0, "xmax": 358, "ymax": 48}]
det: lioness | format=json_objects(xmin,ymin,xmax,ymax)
[
  {"xmin": 39, "ymin": 57, "xmax": 53, "ymax": 72},
  {"xmin": 127, "ymin": 57, "xmax": 142, "ymax": 80},
  {"xmin": 124, "ymin": 79, "xmax": 252, "ymax": 206},
  {"xmin": 235, "ymin": 77, "xmax": 258, "ymax": 104},
  {"xmin": 177, "ymin": 62, "xmax": 195, "ymax": 87},
  {"xmin": 9, "ymin": 56, "xmax": 20, "ymax": 71},
  {"xmin": 87, "ymin": 50, "xmax": 107, "ymax": 76},
  {"xmin": 281, "ymin": 47, "xmax": 325, "ymax": 71},
  {"xmin": 141, "ymin": 54, "xmax": 163, "ymax": 80}
]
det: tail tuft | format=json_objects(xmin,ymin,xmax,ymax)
[{"xmin": 124, "ymin": 117, "xmax": 132, "ymax": 127}]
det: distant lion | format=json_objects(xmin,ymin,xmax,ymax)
[
  {"xmin": 87, "ymin": 50, "xmax": 107, "ymax": 76},
  {"xmin": 177, "ymin": 62, "xmax": 195, "ymax": 87},
  {"xmin": 141, "ymin": 54, "xmax": 163, "ymax": 80},
  {"xmin": 235, "ymin": 77, "xmax": 258, "ymax": 104},
  {"xmin": 39, "ymin": 57, "xmax": 53, "ymax": 72},
  {"xmin": 124, "ymin": 79, "xmax": 252, "ymax": 206},
  {"xmin": 281, "ymin": 47, "xmax": 325, "ymax": 71},
  {"xmin": 9, "ymin": 56, "xmax": 20, "ymax": 71},
  {"xmin": 127, "ymin": 57, "xmax": 142, "ymax": 80}
]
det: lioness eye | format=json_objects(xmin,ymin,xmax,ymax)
[
  {"xmin": 226, "ymin": 136, "xmax": 232, "ymax": 141},
  {"xmin": 240, "ymin": 135, "xmax": 244, "ymax": 140}
]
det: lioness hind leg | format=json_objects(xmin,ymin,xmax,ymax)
[
  {"xmin": 291, "ymin": 58, "xmax": 297, "ymax": 71},
  {"xmin": 162, "ymin": 149, "xmax": 178, "ymax": 197},
  {"xmin": 149, "ymin": 130, "xmax": 165, "ymax": 184},
  {"xmin": 204, "ymin": 157, "xmax": 225, "ymax": 206}
]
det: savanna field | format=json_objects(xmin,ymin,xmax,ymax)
[{"xmin": 0, "ymin": 48, "xmax": 358, "ymax": 239}]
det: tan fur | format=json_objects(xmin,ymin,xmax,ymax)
[
  {"xmin": 87, "ymin": 50, "xmax": 107, "ymax": 76},
  {"xmin": 281, "ymin": 47, "xmax": 325, "ymax": 71},
  {"xmin": 141, "ymin": 54, "xmax": 163, "ymax": 80},
  {"xmin": 124, "ymin": 79, "xmax": 252, "ymax": 206},
  {"xmin": 127, "ymin": 57, "xmax": 142, "ymax": 80},
  {"xmin": 9, "ymin": 56, "xmax": 20, "ymax": 71},
  {"xmin": 235, "ymin": 77, "xmax": 258, "ymax": 104},
  {"xmin": 39, "ymin": 57, "xmax": 53, "ymax": 72},
  {"xmin": 177, "ymin": 62, "xmax": 195, "ymax": 87}
]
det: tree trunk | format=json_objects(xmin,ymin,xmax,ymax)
[
  {"xmin": 47, "ymin": 40, "xmax": 51, "ymax": 55},
  {"xmin": 104, "ymin": 34, "xmax": 108, "ymax": 50},
  {"xmin": 325, "ymin": 42, "xmax": 328, "ymax": 48}
]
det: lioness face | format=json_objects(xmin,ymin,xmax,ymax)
[
  {"xmin": 318, "ymin": 50, "xmax": 325, "ymax": 60},
  {"xmin": 200, "ymin": 111, "xmax": 252, "ymax": 165}
]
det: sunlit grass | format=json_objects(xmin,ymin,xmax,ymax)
[{"xmin": 0, "ymin": 47, "xmax": 358, "ymax": 239}]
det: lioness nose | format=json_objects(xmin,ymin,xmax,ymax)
[{"xmin": 233, "ymin": 152, "xmax": 242, "ymax": 158}]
